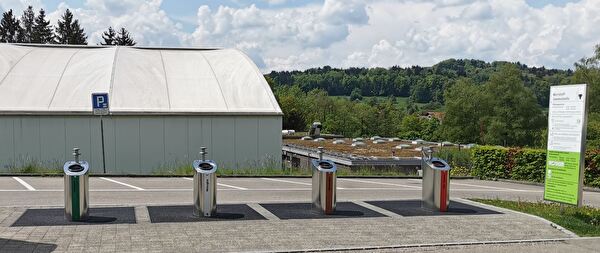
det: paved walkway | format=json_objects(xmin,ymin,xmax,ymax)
[{"xmin": 0, "ymin": 199, "xmax": 576, "ymax": 252}]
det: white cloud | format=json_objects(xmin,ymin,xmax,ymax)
[
  {"xmin": 48, "ymin": 0, "xmax": 187, "ymax": 46},
  {"xmin": 10, "ymin": 0, "xmax": 600, "ymax": 72},
  {"xmin": 0, "ymin": 0, "xmax": 42, "ymax": 13}
]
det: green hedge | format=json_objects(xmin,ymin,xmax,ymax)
[
  {"xmin": 471, "ymin": 146, "xmax": 509, "ymax": 179},
  {"xmin": 471, "ymin": 146, "xmax": 600, "ymax": 186}
]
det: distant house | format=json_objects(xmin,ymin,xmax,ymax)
[{"xmin": 419, "ymin": 111, "xmax": 445, "ymax": 122}]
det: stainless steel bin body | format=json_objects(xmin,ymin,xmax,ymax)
[
  {"xmin": 422, "ymin": 157, "xmax": 451, "ymax": 212},
  {"xmin": 312, "ymin": 159, "xmax": 337, "ymax": 214},
  {"xmin": 193, "ymin": 160, "xmax": 218, "ymax": 217},
  {"xmin": 64, "ymin": 161, "xmax": 90, "ymax": 221}
]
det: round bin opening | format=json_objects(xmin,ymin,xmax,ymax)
[
  {"xmin": 199, "ymin": 162, "xmax": 213, "ymax": 170},
  {"xmin": 432, "ymin": 161, "xmax": 446, "ymax": 168},
  {"xmin": 68, "ymin": 164, "xmax": 84, "ymax": 172},
  {"xmin": 319, "ymin": 162, "xmax": 333, "ymax": 169}
]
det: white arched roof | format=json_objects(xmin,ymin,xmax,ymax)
[{"xmin": 0, "ymin": 44, "xmax": 282, "ymax": 115}]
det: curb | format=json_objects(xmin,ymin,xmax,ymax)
[{"xmin": 261, "ymin": 238, "xmax": 571, "ymax": 253}]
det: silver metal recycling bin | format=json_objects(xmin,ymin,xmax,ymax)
[
  {"xmin": 421, "ymin": 148, "xmax": 451, "ymax": 212},
  {"xmin": 193, "ymin": 147, "xmax": 218, "ymax": 217},
  {"xmin": 63, "ymin": 148, "xmax": 90, "ymax": 221},
  {"xmin": 312, "ymin": 147, "xmax": 337, "ymax": 214}
]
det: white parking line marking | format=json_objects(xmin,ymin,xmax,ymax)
[
  {"xmin": 340, "ymin": 178, "xmax": 421, "ymax": 189},
  {"xmin": 182, "ymin": 177, "xmax": 248, "ymax": 190},
  {"xmin": 99, "ymin": 177, "xmax": 145, "ymax": 190},
  {"xmin": 12, "ymin": 177, "xmax": 35, "ymax": 191},
  {"xmin": 451, "ymin": 182, "xmax": 530, "ymax": 192},
  {"xmin": 353, "ymin": 201, "xmax": 402, "ymax": 218},
  {"xmin": 261, "ymin": 177, "xmax": 312, "ymax": 186},
  {"xmin": 217, "ymin": 183, "xmax": 248, "ymax": 190},
  {"xmin": 247, "ymin": 203, "xmax": 280, "ymax": 220}
]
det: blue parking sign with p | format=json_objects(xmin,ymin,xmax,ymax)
[{"xmin": 92, "ymin": 93, "xmax": 109, "ymax": 115}]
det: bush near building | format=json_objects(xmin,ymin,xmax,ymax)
[{"xmin": 470, "ymin": 146, "xmax": 600, "ymax": 187}]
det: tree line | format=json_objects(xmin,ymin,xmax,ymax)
[
  {"xmin": 0, "ymin": 6, "xmax": 136, "ymax": 46},
  {"xmin": 267, "ymin": 59, "xmax": 572, "ymax": 108},
  {"xmin": 271, "ymin": 46, "xmax": 600, "ymax": 149}
]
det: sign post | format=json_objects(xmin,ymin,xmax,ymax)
[
  {"xmin": 544, "ymin": 84, "xmax": 588, "ymax": 206},
  {"xmin": 92, "ymin": 93, "xmax": 109, "ymax": 174}
]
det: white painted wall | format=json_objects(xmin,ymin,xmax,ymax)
[{"xmin": 0, "ymin": 115, "xmax": 282, "ymax": 174}]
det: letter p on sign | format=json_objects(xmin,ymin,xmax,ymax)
[{"xmin": 92, "ymin": 93, "xmax": 109, "ymax": 115}]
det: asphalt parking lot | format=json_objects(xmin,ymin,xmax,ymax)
[{"xmin": 1, "ymin": 176, "xmax": 600, "ymax": 207}]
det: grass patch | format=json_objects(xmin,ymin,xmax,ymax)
[
  {"xmin": 472, "ymin": 199, "xmax": 600, "ymax": 236},
  {"xmin": 5, "ymin": 158, "xmax": 63, "ymax": 175}
]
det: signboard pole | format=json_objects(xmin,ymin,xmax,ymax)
[
  {"xmin": 544, "ymin": 84, "xmax": 588, "ymax": 207},
  {"xmin": 100, "ymin": 115, "xmax": 106, "ymax": 174},
  {"xmin": 92, "ymin": 93, "xmax": 109, "ymax": 174}
]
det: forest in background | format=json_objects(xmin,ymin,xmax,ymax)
[{"xmin": 268, "ymin": 48, "xmax": 600, "ymax": 149}]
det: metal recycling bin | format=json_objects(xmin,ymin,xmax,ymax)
[
  {"xmin": 193, "ymin": 147, "xmax": 218, "ymax": 217},
  {"xmin": 312, "ymin": 147, "xmax": 337, "ymax": 214},
  {"xmin": 64, "ymin": 148, "xmax": 90, "ymax": 221},
  {"xmin": 421, "ymin": 148, "xmax": 451, "ymax": 212}
]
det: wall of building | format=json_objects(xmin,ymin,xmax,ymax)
[{"xmin": 0, "ymin": 115, "xmax": 282, "ymax": 174}]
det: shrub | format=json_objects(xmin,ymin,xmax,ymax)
[
  {"xmin": 585, "ymin": 150, "xmax": 600, "ymax": 187},
  {"xmin": 471, "ymin": 146, "xmax": 508, "ymax": 179},
  {"xmin": 511, "ymin": 149, "xmax": 546, "ymax": 183},
  {"xmin": 471, "ymin": 146, "xmax": 600, "ymax": 187}
]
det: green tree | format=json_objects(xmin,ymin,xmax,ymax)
[
  {"xmin": 574, "ymin": 44, "xmax": 600, "ymax": 149},
  {"xmin": 19, "ymin": 6, "xmax": 35, "ymax": 43},
  {"xmin": 405, "ymin": 98, "xmax": 418, "ymax": 115},
  {"xmin": 54, "ymin": 9, "xmax": 87, "ymax": 45},
  {"xmin": 442, "ymin": 78, "xmax": 485, "ymax": 143},
  {"xmin": 574, "ymin": 44, "xmax": 600, "ymax": 113},
  {"xmin": 398, "ymin": 114, "xmax": 423, "ymax": 139},
  {"xmin": 349, "ymin": 87, "xmax": 362, "ymax": 101},
  {"xmin": 31, "ymin": 8, "xmax": 53, "ymax": 44},
  {"xmin": 100, "ymin": 26, "xmax": 116, "ymax": 45},
  {"xmin": 0, "ymin": 9, "xmax": 21, "ymax": 43},
  {"xmin": 115, "ymin": 27, "xmax": 136, "ymax": 46},
  {"xmin": 481, "ymin": 65, "xmax": 545, "ymax": 146}
]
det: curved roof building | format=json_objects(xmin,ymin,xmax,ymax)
[
  {"xmin": 0, "ymin": 44, "xmax": 282, "ymax": 174},
  {"xmin": 0, "ymin": 44, "xmax": 281, "ymax": 115}
]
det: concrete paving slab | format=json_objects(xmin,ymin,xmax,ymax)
[
  {"xmin": 0, "ymin": 203, "xmax": 572, "ymax": 252},
  {"xmin": 11, "ymin": 207, "xmax": 136, "ymax": 227},
  {"xmin": 147, "ymin": 204, "xmax": 266, "ymax": 223},
  {"xmin": 366, "ymin": 200, "xmax": 502, "ymax": 216},
  {"xmin": 260, "ymin": 202, "xmax": 387, "ymax": 219}
]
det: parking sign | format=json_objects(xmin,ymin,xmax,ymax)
[{"xmin": 92, "ymin": 93, "xmax": 109, "ymax": 115}]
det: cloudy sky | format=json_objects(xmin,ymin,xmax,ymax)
[{"xmin": 0, "ymin": 0, "xmax": 598, "ymax": 72}]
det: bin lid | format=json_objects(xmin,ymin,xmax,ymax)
[
  {"xmin": 63, "ymin": 161, "xmax": 90, "ymax": 176},
  {"xmin": 311, "ymin": 159, "xmax": 337, "ymax": 173},
  {"xmin": 192, "ymin": 160, "xmax": 218, "ymax": 174},
  {"xmin": 426, "ymin": 158, "xmax": 450, "ymax": 171}
]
